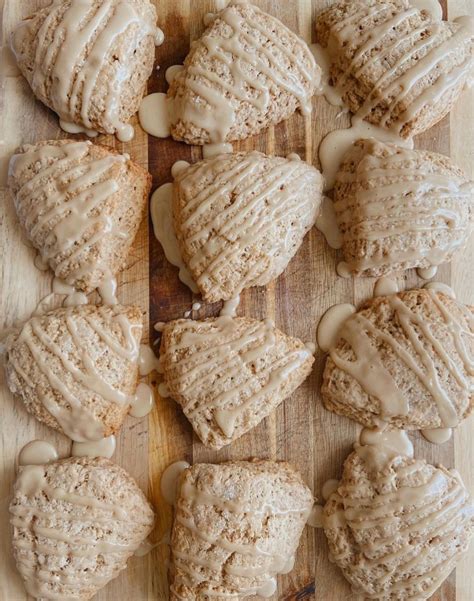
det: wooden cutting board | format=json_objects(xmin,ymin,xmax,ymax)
[{"xmin": 1, "ymin": 1, "xmax": 473, "ymax": 599}]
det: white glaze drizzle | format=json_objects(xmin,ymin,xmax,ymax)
[{"xmin": 18, "ymin": 441, "xmax": 59, "ymax": 466}]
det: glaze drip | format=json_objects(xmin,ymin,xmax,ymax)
[
  {"xmin": 329, "ymin": 290, "xmax": 474, "ymax": 428},
  {"xmin": 333, "ymin": 140, "xmax": 472, "ymax": 275},
  {"xmin": 12, "ymin": 0, "xmax": 161, "ymax": 139},
  {"xmin": 169, "ymin": 1, "xmax": 318, "ymax": 143},
  {"xmin": 7, "ymin": 306, "xmax": 141, "ymax": 442},
  {"xmin": 9, "ymin": 141, "xmax": 132, "ymax": 298}
]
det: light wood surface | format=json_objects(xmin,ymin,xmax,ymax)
[{"xmin": 0, "ymin": 1, "xmax": 473, "ymax": 600}]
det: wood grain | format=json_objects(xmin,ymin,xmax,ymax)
[{"xmin": 0, "ymin": 1, "xmax": 473, "ymax": 600}]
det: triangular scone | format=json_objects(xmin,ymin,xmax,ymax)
[
  {"xmin": 11, "ymin": 0, "xmax": 158, "ymax": 138},
  {"xmin": 168, "ymin": 1, "xmax": 320, "ymax": 145},
  {"xmin": 323, "ymin": 433, "xmax": 474, "ymax": 600},
  {"xmin": 334, "ymin": 139, "xmax": 473, "ymax": 276},
  {"xmin": 173, "ymin": 152, "xmax": 323, "ymax": 302},
  {"xmin": 10, "ymin": 457, "xmax": 154, "ymax": 601},
  {"xmin": 316, "ymin": 0, "xmax": 474, "ymax": 138},
  {"xmin": 5, "ymin": 305, "xmax": 143, "ymax": 441},
  {"xmin": 160, "ymin": 317, "xmax": 314, "ymax": 449},
  {"xmin": 8, "ymin": 140, "xmax": 151, "ymax": 292},
  {"xmin": 170, "ymin": 460, "xmax": 313, "ymax": 600},
  {"xmin": 322, "ymin": 289, "xmax": 474, "ymax": 431}
]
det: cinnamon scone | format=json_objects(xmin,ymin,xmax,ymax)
[
  {"xmin": 10, "ymin": 456, "xmax": 154, "ymax": 600},
  {"xmin": 316, "ymin": 0, "xmax": 474, "ymax": 138},
  {"xmin": 322, "ymin": 289, "xmax": 474, "ymax": 432},
  {"xmin": 334, "ymin": 139, "xmax": 473, "ymax": 276},
  {"xmin": 170, "ymin": 460, "xmax": 313, "ymax": 600},
  {"xmin": 160, "ymin": 316, "xmax": 314, "ymax": 449},
  {"xmin": 168, "ymin": 1, "xmax": 320, "ymax": 145},
  {"xmin": 11, "ymin": 0, "xmax": 160, "ymax": 140},
  {"xmin": 173, "ymin": 152, "xmax": 323, "ymax": 302},
  {"xmin": 323, "ymin": 428, "xmax": 474, "ymax": 600},
  {"xmin": 5, "ymin": 304, "xmax": 143, "ymax": 441},
  {"xmin": 8, "ymin": 139, "xmax": 151, "ymax": 293}
]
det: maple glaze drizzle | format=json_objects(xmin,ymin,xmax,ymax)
[
  {"xmin": 8, "ymin": 307, "xmax": 140, "ymax": 442},
  {"xmin": 169, "ymin": 1, "xmax": 318, "ymax": 143},
  {"xmin": 12, "ymin": 0, "xmax": 163, "ymax": 140},
  {"xmin": 329, "ymin": 290, "xmax": 474, "ymax": 428},
  {"xmin": 163, "ymin": 316, "xmax": 313, "ymax": 441},
  {"xmin": 333, "ymin": 142, "xmax": 472, "ymax": 275},
  {"xmin": 174, "ymin": 152, "xmax": 320, "ymax": 301}
]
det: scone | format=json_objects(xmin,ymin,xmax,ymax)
[
  {"xmin": 11, "ymin": 0, "xmax": 159, "ymax": 140},
  {"xmin": 322, "ymin": 289, "xmax": 474, "ymax": 431},
  {"xmin": 323, "ymin": 429, "xmax": 474, "ymax": 600},
  {"xmin": 8, "ymin": 139, "xmax": 151, "ymax": 293},
  {"xmin": 10, "ymin": 456, "xmax": 154, "ymax": 600},
  {"xmin": 334, "ymin": 139, "xmax": 473, "ymax": 276},
  {"xmin": 170, "ymin": 460, "xmax": 313, "ymax": 600},
  {"xmin": 5, "ymin": 304, "xmax": 143, "ymax": 441},
  {"xmin": 173, "ymin": 152, "xmax": 323, "ymax": 302},
  {"xmin": 316, "ymin": 0, "xmax": 474, "ymax": 138},
  {"xmin": 168, "ymin": 1, "xmax": 320, "ymax": 145},
  {"xmin": 160, "ymin": 316, "xmax": 314, "ymax": 449}
]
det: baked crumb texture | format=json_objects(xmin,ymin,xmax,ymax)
[
  {"xmin": 173, "ymin": 151, "xmax": 323, "ymax": 302},
  {"xmin": 324, "ymin": 449, "xmax": 474, "ymax": 600},
  {"xmin": 10, "ymin": 456, "xmax": 155, "ymax": 601},
  {"xmin": 160, "ymin": 316, "xmax": 314, "ymax": 449},
  {"xmin": 170, "ymin": 460, "xmax": 314, "ymax": 600},
  {"xmin": 316, "ymin": 0, "xmax": 474, "ymax": 138},
  {"xmin": 322, "ymin": 289, "xmax": 474, "ymax": 430}
]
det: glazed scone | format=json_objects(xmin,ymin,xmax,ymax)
[
  {"xmin": 11, "ymin": 0, "xmax": 160, "ymax": 140},
  {"xmin": 160, "ymin": 316, "xmax": 314, "ymax": 449},
  {"xmin": 8, "ymin": 139, "xmax": 151, "ymax": 293},
  {"xmin": 10, "ymin": 456, "xmax": 154, "ymax": 601},
  {"xmin": 323, "ymin": 429, "xmax": 474, "ymax": 600},
  {"xmin": 316, "ymin": 0, "xmax": 474, "ymax": 138},
  {"xmin": 5, "ymin": 304, "xmax": 143, "ymax": 441},
  {"xmin": 322, "ymin": 289, "xmax": 474, "ymax": 431},
  {"xmin": 170, "ymin": 460, "xmax": 313, "ymax": 600},
  {"xmin": 168, "ymin": 1, "xmax": 320, "ymax": 145},
  {"xmin": 173, "ymin": 152, "xmax": 323, "ymax": 302},
  {"xmin": 334, "ymin": 139, "xmax": 473, "ymax": 276}
]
